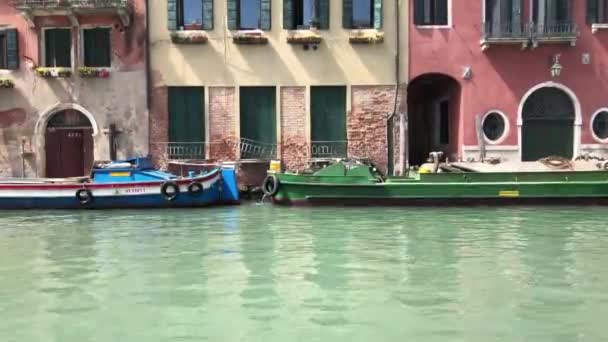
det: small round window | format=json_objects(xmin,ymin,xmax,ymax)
[
  {"xmin": 482, "ymin": 111, "xmax": 507, "ymax": 142},
  {"xmin": 592, "ymin": 110, "xmax": 608, "ymax": 141}
]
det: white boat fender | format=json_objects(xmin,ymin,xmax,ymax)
[
  {"xmin": 262, "ymin": 174, "xmax": 279, "ymax": 197},
  {"xmin": 187, "ymin": 182, "xmax": 203, "ymax": 197},
  {"xmin": 76, "ymin": 188, "xmax": 93, "ymax": 204},
  {"xmin": 602, "ymin": 160, "xmax": 608, "ymax": 171},
  {"xmin": 161, "ymin": 182, "xmax": 180, "ymax": 201}
]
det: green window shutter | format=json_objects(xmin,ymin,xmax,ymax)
[
  {"xmin": 169, "ymin": 87, "xmax": 205, "ymax": 143},
  {"xmin": 512, "ymin": 0, "xmax": 522, "ymax": 35},
  {"xmin": 227, "ymin": 0, "xmax": 238, "ymax": 30},
  {"xmin": 414, "ymin": 0, "xmax": 425, "ymax": 25},
  {"xmin": 587, "ymin": 0, "xmax": 598, "ymax": 24},
  {"xmin": 283, "ymin": 0, "xmax": 294, "ymax": 29},
  {"xmin": 436, "ymin": 0, "xmax": 448, "ymax": 25},
  {"xmin": 260, "ymin": 0, "xmax": 272, "ymax": 30},
  {"xmin": 168, "ymin": 0, "xmax": 177, "ymax": 30},
  {"xmin": 240, "ymin": 87, "xmax": 277, "ymax": 148},
  {"xmin": 45, "ymin": 29, "xmax": 54, "ymax": 67},
  {"xmin": 45, "ymin": 29, "xmax": 71, "ymax": 67},
  {"xmin": 317, "ymin": 0, "xmax": 330, "ymax": 29},
  {"xmin": 203, "ymin": 0, "xmax": 214, "ymax": 30},
  {"xmin": 343, "ymin": 0, "xmax": 353, "ymax": 28},
  {"xmin": 6, "ymin": 28, "xmax": 19, "ymax": 70},
  {"xmin": 373, "ymin": 0, "xmax": 383, "ymax": 29},
  {"xmin": 311, "ymin": 86, "xmax": 347, "ymax": 157},
  {"xmin": 84, "ymin": 28, "xmax": 111, "ymax": 67}
]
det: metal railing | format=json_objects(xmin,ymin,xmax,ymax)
[
  {"xmin": 482, "ymin": 21, "xmax": 528, "ymax": 40},
  {"xmin": 529, "ymin": 21, "xmax": 578, "ymax": 38},
  {"xmin": 311, "ymin": 141, "xmax": 348, "ymax": 159},
  {"xmin": 13, "ymin": 0, "xmax": 128, "ymax": 9},
  {"xmin": 162, "ymin": 142, "xmax": 206, "ymax": 160},
  {"xmin": 238, "ymin": 138, "xmax": 276, "ymax": 160}
]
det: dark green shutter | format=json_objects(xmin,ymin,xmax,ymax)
[
  {"xmin": 168, "ymin": 0, "xmax": 177, "ymax": 30},
  {"xmin": 283, "ymin": 0, "xmax": 294, "ymax": 29},
  {"xmin": 587, "ymin": 0, "xmax": 598, "ymax": 24},
  {"xmin": 227, "ymin": 0, "xmax": 238, "ymax": 30},
  {"xmin": 84, "ymin": 28, "xmax": 110, "ymax": 67},
  {"xmin": 414, "ymin": 0, "xmax": 425, "ymax": 25},
  {"xmin": 317, "ymin": 0, "xmax": 330, "ymax": 29},
  {"xmin": 311, "ymin": 86, "xmax": 347, "ymax": 157},
  {"xmin": 373, "ymin": 0, "xmax": 383, "ymax": 29},
  {"xmin": 45, "ymin": 29, "xmax": 71, "ymax": 67},
  {"xmin": 203, "ymin": 0, "xmax": 214, "ymax": 30},
  {"xmin": 240, "ymin": 87, "xmax": 276, "ymax": 149},
  {"xmin": 436, "ymin": 0, "xmax": 448, "ymax": 25},
  {"xmin": 343, "ymin": 0, "xmax": 353, "ymax": 28},
  {"xmin": 512, "ymin": 0, "xmax": 522, "ymax": 35},
  {"xmin": 169, "ymin": 87, "xmax": 205, "ymax": 143},
  {"xmin": 6, "ymin": 28, "xmax": 19, "ymax": 70},
  {"xmin": 260, "ymin": 0, "xmax": 272, "ymax": 30}
]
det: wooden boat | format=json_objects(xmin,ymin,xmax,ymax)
[
  {"xmin": 262, "ymin": 159, "xmax": 608, "ymax": 206},
  {"xmin": 0, "ymin": 157, "xmax": 239, "ymax": 209}
]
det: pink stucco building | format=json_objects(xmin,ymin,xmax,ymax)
[{"xmin": 408, "ymin": 0, "xmax": 608, "ymax": 165}]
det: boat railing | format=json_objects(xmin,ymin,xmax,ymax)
[
  {"xmin": 238, "ymin": 138, "xmax": 277, "ymax": 160},
  {"xmin": 311, "ymin": 140, "xmax": 348, "ymax": 159}
]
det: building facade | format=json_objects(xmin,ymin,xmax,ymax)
[
  {"xmin": 0, "ymin": 0, "xmax": 148, "ymax": 178},
  {"xmin": 409, "ymin": 0, "xmax": 608, "ymax": 165},
  {"xmin": 149, "ymin": 0, "xmax": 408, "ymax": 187}
]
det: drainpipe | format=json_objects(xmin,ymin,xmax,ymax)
[
  {"xmin": 388, "ymin": 0, "xmax": 405, "ymax": 176},
  {"xmin": 145, "ymin": 0, "xmax": 151, "ymax": 158}
]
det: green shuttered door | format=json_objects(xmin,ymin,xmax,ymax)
[
  {"xmin": 311, "ymin": 86, "xmax": 347, "ymax": 143},
  {"xmin": 240, "ymin": 87, "xmax": 276, "ymax": 144},
  {"xmin": 169, "ymin": 87, "xmax": 205, "ymax": 142}
]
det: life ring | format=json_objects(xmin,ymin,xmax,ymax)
[
  {"xmin": 160, "ymin": 182, "xmax": 180, "ymax": 201},
  {"xmin": 76, "ymin": 188, "xmax": 93, "ymax": 205},
  {"xmin": 187, "ymin": 182, "xmax": 203, "ymax": 197},
  {"xmin": 262, "ymin": 174, "xmax": 279, "ymax": 196}
]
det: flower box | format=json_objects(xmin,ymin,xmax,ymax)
[
  {"xmin": 36, "ymin": 67, "xmax": 72, "ymax": 78},
  {"xmin": 349, "ymin": 29, "xmax": 384, "ymax": 44},
  {"xmin": 0, "ymin": 78, "xmax": 14, "ymax": 89},
  {"xmin": 170, "ymin": 31, "xmax": 208, "ymax": 44},
  {"xmin": 183, "ymin": 23, "xmax": 203, "ymax": 31},
  {"xmin": 78, "ymin": 67, "xmax": 111, "ymax": 78},
  {"xmin": 286, "ymin": 30, "xmax": 322, "ymax": 44},
  {"xmin": 233, "ymin": 30, "xmax": 268, "ymax": 45}
]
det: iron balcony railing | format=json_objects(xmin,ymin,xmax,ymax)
[
  {"xmin": 482, "ymin": 21, "xmax": 528, "ymax": 40},
  {"xmin": 311, "ymin": 141, "xmax": 348, "ymax": 159},
  {"xmin": 162, "ymin": 142, "xmax": 206, "ymax": 160},
  {"xmin": 529, "ymin": 21, "xmax": 578, "ymax": 39},
  {"xmin": 238, "ymin": 138, "xmax": 277, "ymax": 160},
  {"xmin": 13, "ymin": 0, "xmax": 128, "ymax": 9}
]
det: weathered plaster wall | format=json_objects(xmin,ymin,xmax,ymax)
[
  {"xmin": 0, "ymin": 1, "xmax": 148, "ymax": 177},
  {"xmin": 409, "ymin": 0, "xmax": 608, "ymax": 160}
]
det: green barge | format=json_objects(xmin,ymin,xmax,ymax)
[{"xmin": 263, "ymin": 160, "xmax": 608, "ymax": 206}]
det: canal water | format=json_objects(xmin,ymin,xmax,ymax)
[{"xmin": 0, "ymin": 203, "xmax": 607, "ymax": 342}]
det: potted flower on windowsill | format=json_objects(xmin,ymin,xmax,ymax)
[
  {"xmin": 170, "ymin": 30, "xmax": 208, "ymax": 44},
  {"xmin": 232, "ymin": 30, "xmax": 269, "ymax": 45},
  {"xmin": 36, "ymin": 67, "xmax": 72, "ymax": 78},
  {"xmin": 286, "ymin": 28, "xmax": 323, "ymax": 44},
  {"xmin": 78, "ymin": 67, "xmax": 111, "ymax": 78},
  {"xmin": 349, "ymin": 29, "xmax": 384, "ymax": 44},
  {"xmin": 0, "ymin": 78, "xmax": 14, "ymax": 89}
]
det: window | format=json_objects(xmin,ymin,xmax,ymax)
[
  {"xmin": 482, "ymin": 111, "xmax": 508, "ymax": 143},
  {"xmin": 0, "ymin": 34, "xmax": 5, "ymax": 69},
  {"xmin": 83, "ymin": 28, "xmax": 111, "ymax": 67},
  {"xmin": 240, "ymin": 87, "xmax": 276, "ymax": 159},
  {"xmin": 414, "ymin": 0, "xmax": 449, "ymax": 26},
  {"xmin": 533, "ymin": 0, "xmax": 571, "ymax": 26},
  {"xmin": 283, "ymin": 0, "xmax": 329, "ymax": 30},
  {"xmin": 168, "ymin": 0, "xmax": 213, "ymax": 31},
  {"xmin": 592, "ymin": 110, "xmax": 608, "ymax": 142},
  {"xmin": 168, "ymin": 87, "xmax": 205, "ymax": 159},
  {"xmin": 344, "ymin": 0, "xmax": 382, "ymax": 29},
  {"xmin": 587, "ymin": 0, "xmax": 608, "ymax": 24},
  {"xmin": 228, "ymin": 0, "xmax": 271, "ymax": 30},
  {"xmin": 311, "ymin": 86, "xmax": 347, "ymax": 158},
  {"xmin": 44, "ymin": 28, "xmax": 71, "ymax": 68}
]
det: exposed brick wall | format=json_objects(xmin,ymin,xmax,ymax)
[
  {"xmin": 348, "ymin": 85, "xmax": 397, "ymax": 174},
  {"xmin": 149, "ymin": 85, "xmax": 169, "ymax": 167},
  {"xmin": 209, "ymin": 87, "xmax": 238, "ymax": 161},
  {"xmin": 280, "ymin": 86, "xmax": 308, "ymax": 171}
]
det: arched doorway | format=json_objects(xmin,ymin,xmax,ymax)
[
  {"xmin": 407, "ymin": 74, "xmax": 461, "ymax": 166},
  {"xmin": 45, "ymin": 110, "xmax": 94, "ymax": 178},
  {"xmin": 521, "ymin": 87, "xmax": 575, "ymax": 161}
]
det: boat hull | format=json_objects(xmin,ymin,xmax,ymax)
[{"xmin": 0, "ymin": 168, "xmax": 239, "ymax": 209}]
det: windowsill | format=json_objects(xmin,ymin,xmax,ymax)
[
  {"xmin": 592, "ymin": 23, "xmax": 608, "ymax": 33},
  {"xmin": 415, "ymin": 25, "xmax": 452, "ymax": 29},
  {"xmin": 170, "ymin": 30, "xmax": 208, "ymax": 44},
  {"xmin": 78, "ymin": 67, "xmax": 111, "ymax": 78},
  {"xmin": 286, "ymin": 29, "xmax": 322, "ymax": 44},
  {"xmin": 36, "ymin": 67, "xmax": 72, "ymax": 78},
  {"xmin": 232, "ymin": 30, "xmax": 269, "ymax": 45},
  {"xmin": 349, "ymin": 29, "xmax": 384, "ymax": 44}
]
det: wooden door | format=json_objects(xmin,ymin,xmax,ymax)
[{"xmin": 45, "ymin": 128, "xmax": 92, "ymax": 178}]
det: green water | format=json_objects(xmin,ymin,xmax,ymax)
[{"xmin": 0, "ymin": 204, "xmax": 607, "ymax": 342}]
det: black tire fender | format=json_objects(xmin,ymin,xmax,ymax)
[
  {"xmin": 187, "ymin": 182, "xmax": 204, "ymax": 197},
  {"xmin": 262, "ymin": 174, "xmax": 279, "ymax": 196},
  {"xmin": 76, "ymin": 188, "xmax": 93, "ymax": 205},
  {"xmin": 161, "ymin": 182, "xmax": 180, "ymax": 201}
]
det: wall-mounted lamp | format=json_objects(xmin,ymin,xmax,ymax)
[
  {"xmin": 551, "ymin": 54, "xmax": 562, "ymax": 77},
  {"xmin": 462, "ymin": 66, "xmax": 472, "ymax": 80}
]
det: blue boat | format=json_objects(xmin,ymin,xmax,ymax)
[{"xmin": 0, "ymin": 157, "xmax": 239, "ymax": 209}]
